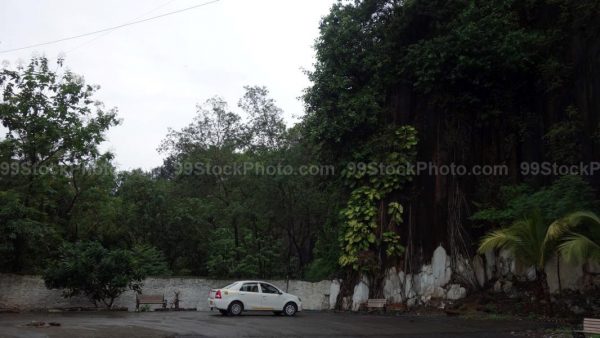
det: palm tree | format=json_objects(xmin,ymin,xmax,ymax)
[
  {"xmin": 477, "ymin": 211, "xmax": 554, "ymax": 303},
  {"xmin": 546, "ymin": 211, "xmax": 600, "ymax": 264},
  {"xmin": 547, "ymin": 211, "xmax": 600, "ymax": 289}
]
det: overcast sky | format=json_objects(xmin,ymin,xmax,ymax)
[{"xmin": 0, "ymin": 0, "xmax": 335, "ymax": 170}]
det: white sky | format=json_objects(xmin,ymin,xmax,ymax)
[{"xmin": 0, "ymin": 0, "xmax": 335, "ymax": 170}]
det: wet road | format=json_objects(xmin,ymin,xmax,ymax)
[{"xmin": 0, "ymin": 310, "xmax": 554, "ymax": 338}]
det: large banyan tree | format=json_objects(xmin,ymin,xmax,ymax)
[{"xmin": 303, "ymin": 0, "xmax": 600, "ymax": 289}]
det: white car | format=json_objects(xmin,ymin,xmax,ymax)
[{"xmin": 208, "ymin": 281, "xmax": 302, "ymax": 316}]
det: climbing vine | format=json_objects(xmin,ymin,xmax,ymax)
[{"xmin": 338, "ymin": 126, "xmax": 418, "ymax": 272}]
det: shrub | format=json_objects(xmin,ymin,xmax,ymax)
[{"xmin": 43, "ymin": 241, "xmax": 145, "ymax": 308}]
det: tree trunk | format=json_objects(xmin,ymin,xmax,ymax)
[
  {"xmin": 102, "ymin": 297, "xmax": 114, "ymax": 309},
  {"xmin": 11, "ymin": 235, "xmax": 25, "ymax": 272},
  {"xmin": 556, "ymin": 255, "xmax": 562, "ymax": 294},
  {"xmin": 537, "ymin": 270, "xmax": 553, "ymax": 315}
]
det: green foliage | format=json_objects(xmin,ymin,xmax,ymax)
[
  {"xmin": 304, "ymin": 0, "xmax": 600, "ymax": 282},
  {"xmin": 547, "ymin": 211, "xmax": 600, "ymax": 264},
  {"xmin": 205, "ymin": 228, "xmax": 238, "ymax": 278},
  {"xmin": 471, "ymin": 176, "xmax": 598, "ymax": 227},
  {"xmin": 339, "ymin": 187, "xmax": 380, "ymax": 269},
  {"xmin": 154, "ymin": 86, "xmax": 338, "ymax": 279},
  {"xmin": 0, "ymin": 190, "xmax": 60, "ymax": 271},
  {"xmin": 304, "ymin": 221, "xmax": 340, "ymax": 281},
  {"xmin": 557, "ymin": 233, "xmax": 600, "ymax": 264},
  {"xmin": 478, "ymin": 208, "xmax": 600, "ymax": 302},
  {"xmin": 474, "ymin": 176, "xmax": 600, "ymax": 271},
  {"xmin": 339, "ymin": 126, "xmax": 417, "ymax": 271},
  {"xmin": 131, "ymin": 244, "xmax": 171, "ymax": 276},
  {"xmin": 0, "ymin": 57, "xmax": 119, "ymax": 272},
  {"xmin": 543, "ymin": 106, "xmax": 585, "ymax": 164},
  {"xmin": 382, "ymin": 231, "xmax": 404, "ymax": 257},
  {"xmin": 238, "ymin": 86, "xmax": 287, "ymax": 150},
  {"xmin": 0, "ymin": 57, "xmax": 120, "ymax": 166},
  {"xmin": 403, "ymin": 0, "xmax": 550, "ymax": 104},
  {"xmin": 303, "ymin": 0, "xmax": 593, "ymax": 157},
  {"xmin": 43, "ymin": 241, "xmax": 146, "ymax": 308},
  {"xmin": 159, "ymin": 96, "xmax": 241, "ymax": 154},
  {"xmin": 3, "ymin": 0, "xmax": 598, "ymax": 287},
  {"xmin": 478, "ymin": 210, "xmax": 553, "ymax": 269},
  {"xmin": 303, "ymin": 1, "xmax": 388, "ymax": 154},
  {"xmin": 206, "ymin": 227, "xmax": 283, "ymax": 279}
]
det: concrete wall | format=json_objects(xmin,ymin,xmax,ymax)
[
  {"xmin": 0, "ymin": 275, "xmax": 330, "ymax": 311},
  {"xmin": 339, "ymin": 245, "xmax": 595, "ymax": 311},
  {"xmin": 1, "ymin": 246, "xmax": 594, "ymax": 312}
]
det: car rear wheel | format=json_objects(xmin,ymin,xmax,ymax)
[
  {"xmin": 283, "ymin": 302, "xmax": 297, "ymax": 316},
  {"xmin": 228, "ymin": 301, "xmax": 243, "ymax": 316}
]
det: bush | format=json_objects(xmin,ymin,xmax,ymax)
[
  {"xmin": 131, "ymin": 244, "xmax": 171, "ymax": 276},
  {"xmin": 471, "ymin": 176, "xmax": 598, "ymax": 226},
  {"xmin": 43, "ymin": 241, "xmax": 146, "ymax": 308}
]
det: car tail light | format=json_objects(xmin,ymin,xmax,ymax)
[{"xmin": 215, "ymin": 290, "xmax": 222, "ymax": 299}]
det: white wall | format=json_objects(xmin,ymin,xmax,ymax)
[
  {"xmin": 0, "ymin": 275, "xmax": 330, "ymax": 311},
  {"xmin": 1, "ymin": 248, "xmax": 594, "ymax": 312}
]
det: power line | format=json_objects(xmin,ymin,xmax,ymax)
[
  {"xmin": 65, "ymin": 0, "xmax": 180, "ymax": 55},
  {"xmin": 0, "ymin": 0, "xmax": 220, "ymax": 54}
]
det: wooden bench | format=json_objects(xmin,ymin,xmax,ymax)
[
  {"xmin": 366, "ymin": 299, "xmax": 387, "ymax": 312},
  {"xmin": 136, "ymin": 294, "xmax": 166, "ymax": 311},
  {"xmin": 574, "ymin": 318, "xmax": 600, "ymax": 337}
]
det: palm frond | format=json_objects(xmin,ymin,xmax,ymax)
[
  {"xmin": 558, "ymin": 232, "xmax": 600, "ymax": 265},
  {"xmin": 548, "ymin": 211, "xmax": 600, "ymax": 241},
  {"xmin": 546, "ymin": 219, "xmax": 569, "ymax": 242},
  {"xmin": 511, "ymin": 215, "xmax": 550, "ymax": 268},
  {"xmin": 477, "ymin": 229, "xmax": 517, "ymax": 254},
  {"xmin": 564, "ymin": 211, "xmax": 600, "ymax": 226}
]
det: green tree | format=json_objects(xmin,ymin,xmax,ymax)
[
  {"xmin": 304, "ymin": 1, "xmax": 600, "ymax": 288},
  {"xmin": 43, "ymin": 241, "xmax": 146, "ymax": 308},
  {"xmin": 478, "ymin": 211, "xmax": 554, "ymax": 307},
  {"xmin": 0, "ymin": 57, "xmax": 119, "ymax": 272},
  {"xmin": 238, "ymin": 85, "xmax": 286, "ymax": 151},
  {"xmin": 158, "ymin": 88, "xmax": 334, "ymax": 279},
  {"xmin": 115, "ymin": 170, "xmax": 207, "ymax": 275}
]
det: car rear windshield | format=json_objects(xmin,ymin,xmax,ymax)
[{"xmin": 221, "ymin": 282, "xmax": 238, "ymax": 289}]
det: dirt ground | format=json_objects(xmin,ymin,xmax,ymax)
[{"xmin": 0, "ymin": 310, "xmax": 564, "ymax": 338}]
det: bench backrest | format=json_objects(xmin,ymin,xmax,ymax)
[
  {"xmin": 137, "ymin": 295, "xmax": 164, "ymax": 304},
  {"xmin": 367, "ymin": 299, "xmax": 387, "ymax": 307},
  {"xmin": 584, "ymin": 318, "xmax": 600, "ymax": 334}
]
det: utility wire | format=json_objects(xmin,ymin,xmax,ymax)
[
  {"xmin": 65, "ymin": 0, "xmax": 180, "ymax": 55},
  {"xmin": 0, "ymin": 0, "xmax": 220, "ymax": 54}
]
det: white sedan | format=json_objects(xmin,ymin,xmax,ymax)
[{"xmin": 208, "ymin": 281, "xmax": 302, "ymax": 316}]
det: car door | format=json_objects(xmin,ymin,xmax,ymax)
[
  {"xmin": 260, "ymin": 282, "xmax": 285, "ymax": 310},
  {"xmin": 238, "ymin": 282, "xmax": 261, "ymax": 310}
]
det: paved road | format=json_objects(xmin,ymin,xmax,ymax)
[{"xmin": 0, "ymin": 311, "xmax": 554, "ymax": 338}]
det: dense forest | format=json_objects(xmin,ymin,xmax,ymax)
[{"xmin": 1, "ymin": 0, "xmax": 599, "ymax": 294}]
